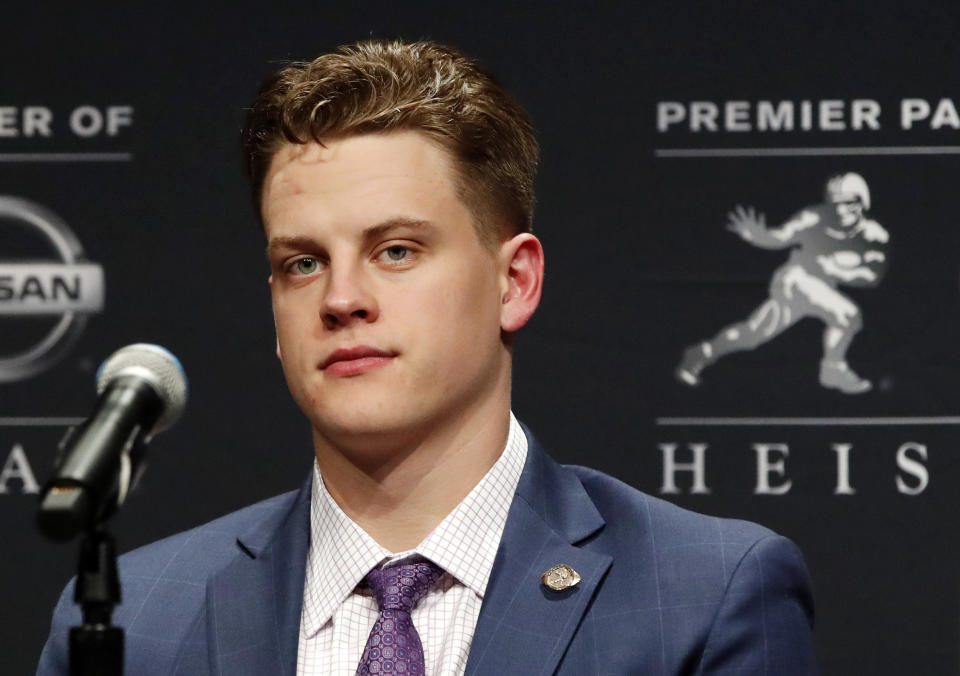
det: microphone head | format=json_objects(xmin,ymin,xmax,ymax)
[{"xmin": 96, "ymin": 344, "xmax": 188, "ymax": 433}]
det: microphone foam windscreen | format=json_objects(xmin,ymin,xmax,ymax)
[{"xmin": 96, "ymin": 344, "xmax": 188, "ymax": 432}]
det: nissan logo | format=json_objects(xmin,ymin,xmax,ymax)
[{"xmin": 0, "ymin": 196, "xmax": 104, "ymax": 382}]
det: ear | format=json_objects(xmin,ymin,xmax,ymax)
[
  {"xmin": 268, "ymin": 274, "xmax": 283, "ymax": 360},
  {"xmin": 498, "ymin": 234, "xmax": 544, "ymax": 332}
]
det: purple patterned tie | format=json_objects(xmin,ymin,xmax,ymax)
[{"xmin": 356, "ymin": 560, "xmax": 445, "ymax": 676}]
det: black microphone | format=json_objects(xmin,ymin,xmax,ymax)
[{"xmin": 37, "ymin": 344, "xmax": 188, "ymax": 541}]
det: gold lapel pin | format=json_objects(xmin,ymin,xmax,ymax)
[{"xmin": 541, "ymin": 564, "xmax": 581, "ymax": 591}]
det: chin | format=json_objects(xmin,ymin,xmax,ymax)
[{"xmin": 307, "ymin": 396, "xmax": 430, "ymax": 441}]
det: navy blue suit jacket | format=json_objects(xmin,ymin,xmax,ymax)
[{"xmin": 38, "ymin": 430, "xmax": 816, "ymax": 674}]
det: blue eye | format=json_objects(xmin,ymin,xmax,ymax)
[{"xmin": 294, "ymin": 258, "xmax": 319, "ymax": 275}]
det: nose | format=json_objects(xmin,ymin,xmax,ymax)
[{"xmin": 320, "ymin": 261, "xmax": 380, "ymax": 329}]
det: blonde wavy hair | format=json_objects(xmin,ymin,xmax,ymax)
[{"xmin": 242, "ymin": 39, "xmax": 538, "ymax": 245}]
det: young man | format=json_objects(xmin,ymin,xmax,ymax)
[{"xmin": 39, "ymin": 40, "xmax": 816, "ymax": 674}]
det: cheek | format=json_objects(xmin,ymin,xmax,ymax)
[
  {"xmin": 417, "ymin": 266, "xmax": 501, "ymax": 351},
  {"xmin": 273, "ymin": 296, "xmax": 319, "ymax": 357}
]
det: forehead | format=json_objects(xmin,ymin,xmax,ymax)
[{"xmin": 261, "ymin": 132, "xmax": 467, "ymax": 235}]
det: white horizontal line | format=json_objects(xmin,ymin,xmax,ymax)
[
  {"xmin": 0, "ymin": 152, "xmax": 133, "ymax": 162},
  {"xmin": 0, "ymin": 417, "xmax": 84, "ymax": 426},
  {"xmin": 655, "ymin": 146, "xmax": 960, "ymax": 158},
  {"xmin": 656, "ymin": 416, "xmax": 960, "ymax": 426}
]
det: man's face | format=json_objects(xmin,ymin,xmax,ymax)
[
  {"xmin": 834, "ymin": 198, "xmax": 864, "ymax": 227},
  {"xmin": 262, "ymin": 131, "xmax": 509, "ymax": 448}
]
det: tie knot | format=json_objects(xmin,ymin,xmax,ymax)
[{"xmin": 363, "ymin": 560, "xmax": 444, "ymax": 613}]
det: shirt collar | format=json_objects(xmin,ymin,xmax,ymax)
[
  {"xmin": 300, "ymin": 412, "xmax": 528, "ymax": 637},
  {"xmin": 414, "ymin": 413, "xmax": 527, "ymax": 596},
  {"xmin": 300, "ymin": 465, "xmax": 391, "ymax": 637}
]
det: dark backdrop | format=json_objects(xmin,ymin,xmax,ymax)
[{"xmin": 3, "ymin": 3, "xmax": 959, "ymax": 674}]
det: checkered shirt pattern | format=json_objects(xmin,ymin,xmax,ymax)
[{"xmin": 296, "ymin": 412, "xmax": 528, "ymax": 676}]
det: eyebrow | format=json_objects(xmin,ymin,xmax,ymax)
[
  {"xmin": 266, "ymin": 217, "xmax": 436, "ymax": 258},
  {"xmin": 361, "ymin": 217, "xmax": 436, "ymax": 242}
]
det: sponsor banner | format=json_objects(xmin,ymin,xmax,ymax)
[{"xmin": 3, "ymin": 5, "xmax": 960, "ymax": 675}]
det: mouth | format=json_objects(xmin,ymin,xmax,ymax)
[{"xmin": 320, "ymin": 346, "xmax": 396, "ymax": 377}]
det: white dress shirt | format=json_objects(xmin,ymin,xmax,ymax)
[{"xmin": 296, "ymin": 413, "xmax": 528, "ymax": 675}]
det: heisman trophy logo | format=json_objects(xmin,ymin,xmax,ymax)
[
  {"xmin": 676, "ymin": 173, "xmax": 889, "ymax": 394},
  {"xmin": 0, "ymin": 196, "xmax": 104, "ymax": 382}
]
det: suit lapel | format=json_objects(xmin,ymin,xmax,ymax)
[
  {"xmin": 466, "ymin": 432, "xmax": 612, "ymax": 676},
  {"xmin": 200, "ymin": 431, "xmax": 608, "ymax": 676},
  {"xmin": 206, "ymin": 474, "xmax": 311, "ymax": 676}
]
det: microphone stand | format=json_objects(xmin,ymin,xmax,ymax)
[
  {"xmin": 37, "ymin": 343, "xmax": 187, "ymax": 674},
  {"xmin": 39, "ymin": 418, "xmax": 150, "ymax": 675},
  {"xmin": 70, "ymin": 527, "xmax": 123, "ymax": 676}
]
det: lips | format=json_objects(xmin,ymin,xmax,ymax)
[{"xmin": 321, "ymin": 346, "xmax": 396, "ymax": 377}]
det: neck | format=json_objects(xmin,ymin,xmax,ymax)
[{"xmin": 312, "ymin": 388, "xmax": 511, "ymax": 552}]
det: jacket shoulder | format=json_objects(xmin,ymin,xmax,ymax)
[
  {"xmin": 559, "ymin": 464, "xmax": 815, "ymax": 674},
  {"xmin": 119, "ymin": 489, "xmax": 299, "ymax": 582},
  {"xmin": 567, "ymin": 463, "xmax": 776, "ymax": 547},
  {"xmin": 37, "ymin": 489, "xmax": 301, "ymax": 676}
]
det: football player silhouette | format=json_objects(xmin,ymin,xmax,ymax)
[{"xmin": 677, "ymin": 173, "xmax": 888, "ymax": 394}]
